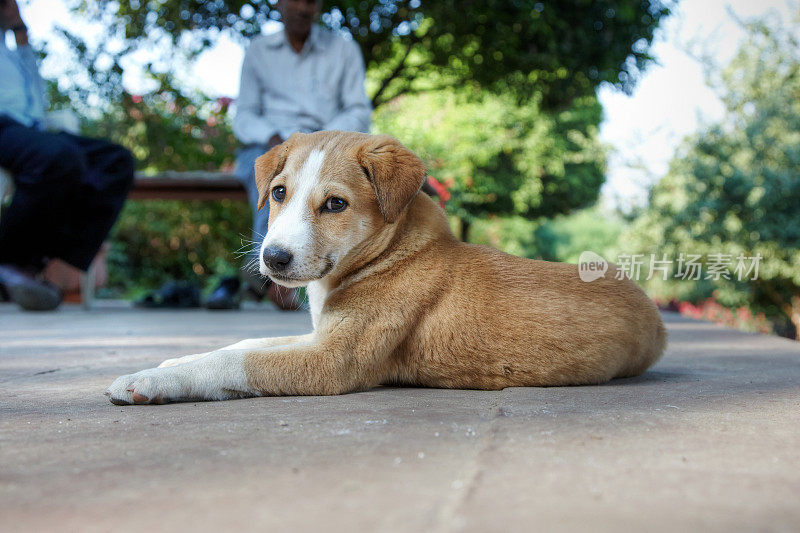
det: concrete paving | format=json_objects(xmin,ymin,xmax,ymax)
[{"xmin": 1, "ymin": 303, "xmax": 798, "ymax": 532}]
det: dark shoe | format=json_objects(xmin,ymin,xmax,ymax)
[
  {"xmin": 0, "ymin": 264, "xmax": 63, "ymax": 311},
  {"xmin": 204, "ymin": 276, "xmax": 241, "ymax": 310},
  {"xmin": 135, "ymin": 281, "xmax": 201, "ymax": 308}
]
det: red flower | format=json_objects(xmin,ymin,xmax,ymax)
[{"xmin": 426, "ymin": 176, "xmax": 451, "ymax": 209}]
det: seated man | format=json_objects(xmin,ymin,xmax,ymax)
[
  {"xmin": 0, "ymin": 0, "xmax": 134, "ymax": 311},
  {"xmin": 206, "ymin": 0, "xmax": 371, "ymax": 310}
]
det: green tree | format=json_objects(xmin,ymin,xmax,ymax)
[
  {"xmin": 373, "ymin": 88, "xmax": 605, "ymax": 239},
  {"xmin": 625, "ymin": 12, "xmax": 800, "ymax": 338},
  {"xmin": 54, "ymin": 0, "xmax": 670, "ymax": 217},
  {"xmin": 46, "ymin": 31, "xmax": 236, "ymax": 173},
  {"xmin": 82, "ymin": 0, "xmax": 670, "ymax": 109}
]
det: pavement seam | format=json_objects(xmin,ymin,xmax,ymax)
[{"xmin": 431, "ymin": 390, "xmax": 507, "ymax": 532}]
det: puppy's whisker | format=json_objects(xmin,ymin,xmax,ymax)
[
  {"xmin": 232, "ymin": 242, "xmax": 258, "ymax": 253},
  {"xmin": 233, "ymin": 247, "xmax": 259, "ymax": 259}
]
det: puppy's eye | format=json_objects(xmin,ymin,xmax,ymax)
[
  {"xmin": 323, "ymin": 197, "xmax": 348, "ymax": 213},
  {"xmin": 272, "ymin": 186, "xmax": 286, "ymax": 202}
]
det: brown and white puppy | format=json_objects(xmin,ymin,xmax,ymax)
[{"xmin": 106, "ymin": 131, "xmax": 666, "ymax": 405}]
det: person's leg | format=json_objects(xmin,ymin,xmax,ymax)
[
  {"xmin": 0, "ymin": 118, "xmax": 89, "ymax": 310},
  {"xmin": 0, "ymin": 118, "xmax": 86, "ymax": 268},
  {"xmin": 235, "ymin": 145, "xmax": 270, "ymax": 269},
  {"xmin": 205, "ymin": 146, "xmax": 268, "ymax": 310},
  {"xmin": 234, "ymin": 145, "xmax": 271, "ymax": 296},
  {"xmin": 50, "ymin": 133, "xmax": 134, "ymax": 271}
]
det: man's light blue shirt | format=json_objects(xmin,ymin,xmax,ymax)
[
  {"xmin": 0, "ymin": 35, "xmax": 46, "ymax": 128},
  {"xmin": 233, "ymin": 25, "xmax": 372, "ymax": 145}
]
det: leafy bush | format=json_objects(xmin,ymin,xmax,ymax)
[
  {"xmin": 107, "ymin": 199, "xmax": 251, "ymax": 298},
  {"xmin": 467, "ymin": 206, "xmax": 624, "ymax": 263}
]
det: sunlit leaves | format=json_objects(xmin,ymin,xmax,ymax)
[
  {"xmin": 625, "ymin": 12, "xmax": 800, "ymax": 335},
  {"xmin": 80, "ymin": 0, "xmax": 670, "ymax": 109},
  {"xmin": 373, "ymin": 89, "xmax": 605, "ymax": 224}
]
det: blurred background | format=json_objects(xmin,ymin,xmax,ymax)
[{"xmin": 9, "ymin": 0, "xmax": 799, "ymax": 338}]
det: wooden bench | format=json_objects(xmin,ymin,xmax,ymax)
[
  {"xmin": 132, "ymin": 171, "xmax": 442, "ymax": 201},
  {"xmin": 132, "ymin": 171, "xmax": 247, "ymax": 201}
]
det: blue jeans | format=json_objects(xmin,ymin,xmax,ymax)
[
  {"xmin": 0, "ymin": 116, "xmax": 134, "ymax": 271},
  {"xmin": 235, "ymin": 145, "xmax": 270, "ymax": 264}
]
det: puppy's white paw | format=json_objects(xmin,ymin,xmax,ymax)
[{"xmin": 105, "ymin": 367, "xmax": 184, "ymax": 405}]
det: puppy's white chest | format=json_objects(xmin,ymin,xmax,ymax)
[{"xmin": 306, "ymin": 280, "xmax": 329, "ymax": 330}]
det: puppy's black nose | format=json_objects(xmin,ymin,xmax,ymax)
[{"xmin": 263, "ymin": 246, "xmax": 293, "ymax": 271}]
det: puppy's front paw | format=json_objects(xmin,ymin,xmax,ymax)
[{"xmin": 105, "ymin": 368, "xmax": 182, "ymax": 405}]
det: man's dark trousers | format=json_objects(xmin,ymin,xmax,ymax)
[{"xmin": 0, "ymin": 116, "xmax": 134, "ymax": 271}]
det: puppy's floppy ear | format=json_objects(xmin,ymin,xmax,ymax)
[
  {"xmin": 357, "ymin": 135, "xmax": 427, "ymax": 223},
  {"xmin": 254, "ymin": 134, "xmax": 299, "ymax": 211}
]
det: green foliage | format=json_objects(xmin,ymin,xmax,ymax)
[
  {"xmin": 468, "ymin": 206, "xmax": 625, "ymax": 263},
  {"xmin": 108, "ymin": 199, "xmax": 251, "ymax": 298},
  {"xmin": 90, "ymin": 91, "xmax": 237, "ymax": 174},
  {"xmin": 372, "ymin": 89, "xmax": 606, "ymax": 229},
  {"xmin": 529, "ymin": 206, "xmax": 625, "ymax": 264},
  {"xmin": 46, "ymin": 26, "xmax": 237, "ymax": 173},
  {"xmin": 82, "ymin": 0, "xmax": 671, "ymax": 108},
  {"xmin": 625, "ymin": 12, "xmax": 800, "ymax": 337}
]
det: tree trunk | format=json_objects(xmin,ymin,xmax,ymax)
[
  {"xmin": 757, "ymin": 282, "xmax": 800, "ymax": 341},
  {"xmin": 461, "ymin": 219, "xmax": 471, "ymax": 243},
  {"xmin": 789, "ymin": 295, "xmax": 800, "ymax": 341}
]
